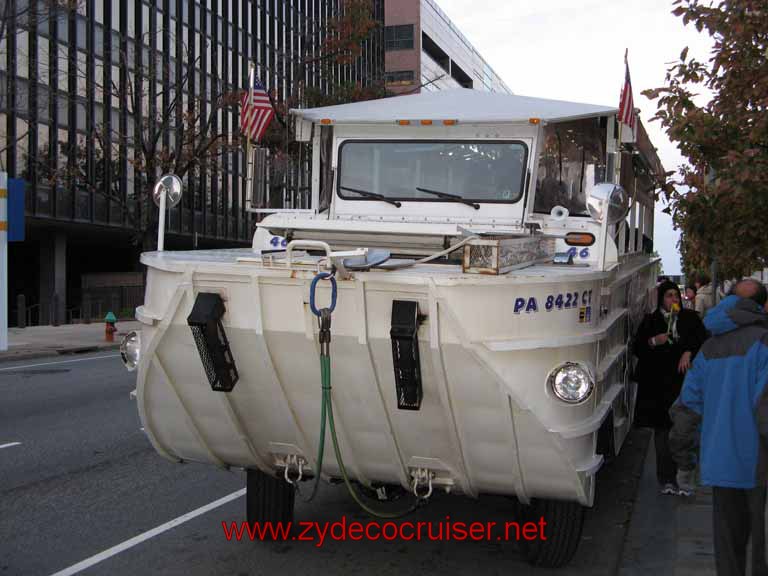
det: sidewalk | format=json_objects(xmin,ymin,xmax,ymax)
[
  {"xmin": 619, "ymin": 434, "xmax": 715, "ymax": 576},
  {"xmin": 0, "ymin": 321, "xmax": 142, "ymax": 364}
]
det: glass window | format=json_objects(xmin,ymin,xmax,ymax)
[
  {"xmin": 16, "ymin": 30, "xmax": 29, "ymax": 78},
  {"xmin": 533, "ymin": 117, "xmax": 608, "ymax": 216},
  {"xmin": 338, "ymin": 141, "xmax": 528, "ymax": 204},
  {"xmin": 76, "ymin": 102, "xmax": 86, "ymax": 131},
  {"xmin": 95, "ymin": 24, "xmax": 104, "ymax": 57},
  {"xmin": 57, "ymin": 98, "xmax": 68, "ymax": 127},
  {"xmin": 384, "ymin": 70, "xmax": 414, "ymax": 86},
  {"xmin": 37, "ymin": 13, "xmax": 50, "ymax": 36},
  {"xmin": 76, "ymin": 16, "xmax": 86, "ymax": 50},
  {"xmin": 57, "ymin": 43, "xmax": 68, "ymax": 92},
  {"xmin": 76, "ymin": 51, "xmax": 87, "ymax": 97},
  {"xmin": 16, "ymin": 118, "xmax": 29, "ymax": 177},
  {"xmin": 112, "ymin": 0, "xmax": 121, "ymax": 30},
  {"xmin": 384, "ymin": 25, "xmax": 414, "ymax": 51},
  {"xmin": 15, "ymin": 80, "xmax": 29, "ymax": 114},
  {"xmin": 37, "ymin": 42, "xmax": 50, "ymax": 83},
  {"xmin": 37, "ymin": 86, "xmax": 50, "ymax": 122},
  {"xmin": 37, "ymin": 123, "xmax": 50, "ymax": 180},
  {"xmin": 59, "ymin": 19, "xmax": 68, "ymax": 43},
  {"xmin": 127, "ymin": 5, "xmax": 136, "ymax": 35},
  {"xmin": 112, "ymin": 67, "xmax": 120, "ymax": 107},
  {"xmin": 57, "ymin": 128, "xmax": 67, "ymax": 163}
]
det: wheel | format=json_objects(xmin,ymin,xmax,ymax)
[
  {"xmin": 514, "ymin": 498, "xmax": 585, "ymax": 568},
  {"xmin": 246, "ymin": 469, "xmax": 295, "ymax": 530}
]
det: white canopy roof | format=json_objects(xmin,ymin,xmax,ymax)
[{"xmin": 291, "ymin": 88, "xmax": 618, "ymax": 125}]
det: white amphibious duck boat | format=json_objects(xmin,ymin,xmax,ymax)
[{"xmin": 122, "ymin": 89, "xmax": 663, "ymax": 567}]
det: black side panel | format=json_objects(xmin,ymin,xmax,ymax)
[
  {"xmin": 187, "ymin": 292, "xmax": 239, "ymax": 392},
  {"xmin": 390, "ymin": 300, "xmax": 423, "ymax": 410}
]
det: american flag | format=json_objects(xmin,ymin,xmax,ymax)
[
  {"xmin": 618, "ymin": 51, "xmax": 635, "ymax": 130},
  {"xmin": 240, "ymin": 70, "xmax": 274, "ymax": 143}
]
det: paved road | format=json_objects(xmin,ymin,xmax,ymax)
[{"xmin": 0, "ymin": 352, "xmax": 650, "ymax": 575}]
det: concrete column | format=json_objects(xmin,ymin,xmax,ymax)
[
  {"xmin": 39, "ymin": 233, "xmax": 67, "ymax": 325},
  {"xmin": 0, "ymin": 172, "xmax": 7, "ymax": 350}
]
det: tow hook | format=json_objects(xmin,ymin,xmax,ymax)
[
  {"xmin": 283, "ymin": 454, "xmax": 305, "ymax": 485},
  {"xmin": 411, "ymin": 467, "xmax": 435, "ymax": 500}
]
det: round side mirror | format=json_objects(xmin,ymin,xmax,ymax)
[
  {"xmin": 153, "ymin": 174, "xmax": 183, "ymax": 209},
  {"xmin": 587, "ymin": 183, "xmax": 629, "ymax": 225}
]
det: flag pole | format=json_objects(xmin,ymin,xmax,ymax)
[
  {"xmin": 606, "ymin": 50, "xmax": 628, "ymax": 269},
  {"xmin": 245, "ymin": 63, "xmax": 254, "ymax": 211},
  {"xmin": 616, "ymin": 49, "xmax": 627, "ymax": 184}
]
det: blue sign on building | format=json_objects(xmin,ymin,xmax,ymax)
[{"xmin": 8, "ymin": 178, "xmax": 25, "ymax": 242}]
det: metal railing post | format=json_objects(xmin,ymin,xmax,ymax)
[{"xmin": 51, "ymin": 294, "xmax": 59, "ymax": 326}]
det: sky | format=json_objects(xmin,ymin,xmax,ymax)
[{"xmin": 435, "ymin": 0, "xmax": 714, "ymax": 275}]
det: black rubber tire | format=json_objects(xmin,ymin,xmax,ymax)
[
  {"xmin": 246, "ymin": 469, "xmax": 295, "ymax": 532},
  {"xmin": 515, "ymin": 498, "xmax": 585, "ymax": 568}
]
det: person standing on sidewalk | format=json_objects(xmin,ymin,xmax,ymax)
[
  {"xmin": 633, "ymin": 280, "xmax": 707, "ymax": 495},
  {"xmin": 695, "ymin": 273, "xmax": 716, "ymax": 318},
  {"xmin": 684, "ymin": 285, "xmax": 697, "ymax": 310},
  {"xmin": 670, "ymin": 278, "xmax": 768, "ymax": 576}
]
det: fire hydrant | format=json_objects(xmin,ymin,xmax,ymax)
[{"xmin": 105, "ymin": 312, "xmax": 117, "ymax": 342}]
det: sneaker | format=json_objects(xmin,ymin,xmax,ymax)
[
  {"xmin": 660, "ymin": 483, "xmax": 678, "ymax": 495},
  {"xmin": 677, "ymin": 486, "xmax": 694, "ymax": 497}
]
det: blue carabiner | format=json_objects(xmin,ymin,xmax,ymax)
[{"xmin": 310, "ymin": 272, "xmax": 337, "ymax": 317}]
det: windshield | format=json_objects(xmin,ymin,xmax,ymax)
[{"xmin": 337, "ymin": 141, "xmax": 528, "ymax": 204}]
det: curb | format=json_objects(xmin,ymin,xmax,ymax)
[{"xmin": 0, "ymin": 344, "xmax": 122, "ymax": 365}]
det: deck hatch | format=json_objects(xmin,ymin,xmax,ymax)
[
  {"xmin": 187, "ymin": 292, "xmax": 239, "ymax": 392},
  {"xmin": 390, "ymin": 300, "xmax": 423, "ymax": 410}
]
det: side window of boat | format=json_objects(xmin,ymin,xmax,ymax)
[
  {"xmin": 319, "ymin": 126, "xmax": 334, "ymax": 212},
  {"xmin": 533, "ymin": 117, "xmax": 607, "ymax": 217}
]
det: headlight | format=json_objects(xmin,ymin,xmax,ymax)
[
  {"xmin": 120, "ymin": 331, "xmax": 141, "ymax": 372},
  {"xmin": 548, "ymin": 362, "xmax": 594, "ymax": 404}
]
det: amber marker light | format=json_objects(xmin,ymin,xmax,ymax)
[
  {"xmin": 565, "ymin": 232, "xmax": 596, "ymax": 246},
  {"xmin": 320, "ymin": 118, "xmax": 332, "ymax": 125},
  {"xmin": 397, "ymin": 120, "xmax": 411, "ymax": 126},
  {"xmin": 420, "ymin": 119, "xmax": 433, "ymax": 126},
  {"xmin": 442, "ymin": 119, "xmax": 458, "ymax": 126},
  {"xmin": 529, "ymin": 117, "xmax": 541, "ymax": 125}
]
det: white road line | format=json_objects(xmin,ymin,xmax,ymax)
[
  {"xmin": 0, "ymin": 442, "xmax": 21, "ymax": 449},
  {"xmin": 0, "ymin": 354, "xmax": 120, "ymax": 372},
  {"xmin": 48, "ymin": 488, "xmax": 246, "ymax": 576}
]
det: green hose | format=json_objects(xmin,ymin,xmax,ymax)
[
  {"xmin": 321, "ymin": 355, "xmax": 421, "ymax": 519},
  {"xmin": 305, "ymin": 274, "xmax": 422, "ymax": 518},
  {"xmin": 295, "ymin": 362, "xmax": 327, "ymax": 503}
]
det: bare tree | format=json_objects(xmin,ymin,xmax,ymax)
[
  {"xmin": 0, "ymin": 0, "xmax": 80, "ymax": 48},
  {"xmin": 25, "ymin": 29, "xmax": 241, "ymax": 251}
]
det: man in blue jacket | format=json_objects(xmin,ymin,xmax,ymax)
[{"xmin": 670, "ymin": 278, "xmax": 768, "ymax": 576}]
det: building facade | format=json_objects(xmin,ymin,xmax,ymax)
[
  {"xmin": 1, "ymin": 0, "xmax": 507, "ymax": 326},
  {"xmin": 383, "ymin": 0, "xmax": 510, "ymax": 94},
  {"xmin": 0, "ymin": 0, "xmax": 384, "ymax": 325}
]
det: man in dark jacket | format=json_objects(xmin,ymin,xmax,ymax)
[
  {"xmin": 670, "ymin": 278, "xmax": 768, "ymax": 576},
  {"xmin": 634, "ymin": 280, "xmax": 707, "ymax": 494}
]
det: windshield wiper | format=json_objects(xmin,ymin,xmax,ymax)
[
  {"xmin": 340, "ymin": 186, "xmax": 401, "ymax": 207},
  {"xmin": 416, "ymin": 187, "xmax": 480, "ymax": 210}
]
